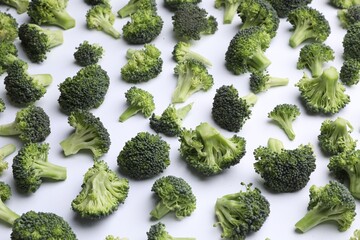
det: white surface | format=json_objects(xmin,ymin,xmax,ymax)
[{"xmin": 0, "ymin": 1, "xmax": 359, "ymax": 239}]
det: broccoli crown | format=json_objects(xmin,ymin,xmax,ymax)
[
  {"xmin": 0, "ymin": 105, "xmax": 51, "ymax": 143},
  {"xmin": 58, "ymin": 64, "xmax": 110, "ymax": 114},
  {"xmin": 0, "ymin": 41, "xmax": 22, "ymax": 75},
  {"xmin": 172, "ymin": 59, "xmax": 214, "ymax": 103},
  {"xmin": 60, "ymin": 110, "xmax": 110, "ymax": 159},
  {"xmin": 0, "ymin": 12, "xmax": 18, "ymax": 42},
  {"xmin": 0, "ymin": 0, "xmax": 29, "ymax": 14},
  {"xmin": 73, "ymin": 40, "xmax": 104, "ymax": 67},
  {"xmin": 0, "ymin": 98, "xmax": 5, "ymax": 113},
  {"xmin": 343, "ymin": 22, "xmax": 360, "ymax": 61},
  {"xmin": 172, "ymin": 41, "xmax": 212, "ymax": 67},
  {"xmin": 225, "ymin": 27, "xmax": 271, "ymax": 75},
  {"xmin": 295, "ymin": 181, "xmax": 356, "ymax": 232},
  {"xmin": 268, "ymin": 103, "xmax": 300, "ymax": 140},
  {"xmin": 249, "ymin": 71, "xmax": 289, "ymax": 93},
  {"xmin": 172, "ymin": 3, "xmax": 218, "ymax": 41},
  {"xmin": 214, "ymin": 0, "xmax": 242, "ymax": 24},
  {"xmin": 297, "ymin": 43, "xmax": 335, "ymax": 77},
  {"xmin": 338, "ymin": 5, "xmax": 360, "ymax": 29},
  {"xmin": 18, "ymin": 23, "xmax": 64, "ymax": 63},
  {"xmin": 147, "ymin": 222, "xmax": 195, "ymax": 240},
  {"xmin": 340, "ymin": 58, "xmax": 360, "ymax": 86},
  {"xmin": 72, "ymin": 160, "xmax": 129, "ymax": 218},
  {"xmin": 121, "ymin": 44, "xmax": 163, "ymax": 83},
  {"xmin": 150, "ymin": 175, "xmax": 196, "ymax": 220},
  {"xmin": 266, "ymin": 0, "xmax": 312, "ymax": 18},
  {"xmin": 165, "ymin": 0, "xmax": 201, "ymax": 10},
  {"xmin": 287, "ymin": 6, "xmax": 331, "ymax": 48},
  {"xmin": 330, "ymin": 0, "xmax": 360, "ymax": 9},
  {"xmin": 0, "ymin": 181, "xmax": 11, "ymax": 202},
  {"xmin": 0, "ymin": 144, "xmax": 16, "ymax": 175},
  {"xmin": 117, "ymin": 132, "xmax": 170, "ymax": 180},
  {"xmin": 117, "ymin": 0, "xmax": 157, "ymax": 18},
  {"xmin": 296, "ymin": 66, "xmax": 350, "ymax": 114},
  {"xmin": 318, "ymin": 117, "xmax": 357, "ymax": 156},
  {"xmin": 84, "ymin": 0, "xmax": 108, "ymax": 5},
  {"xmin": 27, "ymin": 0, "xmax": 75, "ymax": 29},
  {"xmin": 179, "ymin": 122, "xmax": 246, "ymax": 176},
  {"xmin": 214, "ymin": 183, "xmax": 270, "ymax": 239}
]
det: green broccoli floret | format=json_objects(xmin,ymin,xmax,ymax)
[
  {"xmin": 84, "ymin": 0, "xmax": 108, "ymax": 5},
  {"xmin": 172, "ymin": 41, "xmax": 212, "ymax": 67},
  {"xmin": 330, "ymin": 0, "xmax": 360, "ymax": 9},
  {"xmin": 0, "ymin": 12, "xmax": 18, "ymax": 42},
  {"xmin": 86, "ymin": 4, "xmax": 120, "ymax": 39},
  {"xmin": 171, "ymin": 59, "xmax": 214, "ymax": 103},
  {"xmin": 340, "ymin": 58, "xmax": 360, "ymax": 86},
  {"xmin": 318, "ymin": 117, "xmax": 356, "ymax": 156},
  {"xmin": 214, "ymin": 0, "xmax": 241, "ymax": 24},
  {"xmin": 0, "ymin": 0, "xmax": 29, "ymax": 14},
  {"xmin": 266, "ymin": 0, "xmax": 312, "ymax": 18},
  {"xmin": 214, "ymin": 183, "xmax": 270, "ymax": 239},
  {"xmin": 343, "ymin": 22, "xmax": 360, "ymax": 61},
  {"xmin": 27, "ymin": 0, "xmax": 75, "ymax": 29},
  {"xmin": 149, "ymin": 103, "xmax": 193, "ymax": 137},
  {"xmin": 295, "ymin": 66, "xmax": 350, "ymax": 114},
  {"xmin": 58, "ymin": 64, "xmax": 110, "ymax": 114},
  {"xmin": 121, "ymin": 44, "xmax": 163, "ymax": 83},
  {"xmin": 18, "ymin": 23, "xmax": 64, "ymax": 63},
  {"xmin": 0, "ymin": 98, "xmax": 5, "ymax": 113},
  {"xmin": 0, "ymin": 144, "xmax": 16, "ymax": 175},
  {"xmin": 172, "ymin": 3, "xmax": 218, "ymax": 41},
  {"xmin": 73, "ymin": 40, "xmax": 104, "ymax": 67},
  {"xmin": 0, "ymin": 181, "xmax": 11, "ymax": 202},
  {"xmin": 338, "ymin": 5, "xmax": 360, "ymax": 29},
  {"xmin": 0, "ymin": 105, "xmax": 51, "ymax": 143},
  {"xmin": 350, "ymin": 229, "xmax": 360, "ymax": 240},
  {"xmin": 0, "ymin": 42, "xmax": 26, "ymax": 75},
  {"xmin": 71, "ymin": 160, "xmax": 129, "ymax": 218},
  {"xmin": 250, "ymin": 71, "xmax": 289, "ymax": 93},
  {"xmin": 147, "ymin": 222, "xmax": 195, "ymax": 240},
  {"xmin": 117, "ymin": 0, "xmax": 157, "ymax": 18},
  {"xmin": 60, "ymin": 110, "xmax": 111, "ymax": 159},
  {"xmin": 12, "ymin": 142, "xmax": 66, "ymax": 193},
  {"xmin": 268, "ymin": 103, "xmax": 301, "ymax": 140},
  {"xmin": 117, "ymin": 132, "xmax": 170, "ymax": 180},
  {"xmin": 179, "ymin": 122, "xmax": 246, "ymax": 176},
  {"xmin": 164, "ymin": 0, "xmax": 201, "ymax": 10},
  {"xmin": 225, "ymin": 27, "xmax": 271, "ymax": 75},
  {"xmin": 119, "ymin": 86, "xmax": 155, "ymax": 122},
  {"xmin": 295, "ymin": 181, "xmax": 356, "ymax": 232},
  {"xmin": 287, "ymin": 6, "xmax": 331, "ymax": 48},
  {"xmin": 254, "ymin": 138, "xmax": 316, "ymax": 192}
]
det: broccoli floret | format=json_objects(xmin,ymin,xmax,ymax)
[
  {"xmin": 119, "ymin": 86, "xmax": 155, "ymax": 122},
  {"xmin": 84, "ymin": 0, "xmax": 108, "ymax": 5},
  {"xmin": 60, "ymin": 110, "xmax": 111, "ymax": 159},
  {"xmin": 121, "ymin": 44, "xmax": 163, "ymax": 83},
  {"xmin": 250, "ymin": 71, "xmax": 289, "ymax": 93},
  {"xmin": 338, "ymin": 5, "xmax": 360, "ymax": 29},
  {"xmin": 295, "ymin": 66, "xmax": 350, "ymax": 114},
  {"xmin": 172, "ymin": 41, "xmax": 212, "ymax": 67},
  {"xmin": 164, "ymin": 0, "xmax": 201, "ymax": 10},
  {"xmin": 172, "ymin": 3, "xmax": 218, "ymax": 41},
  {"xmin": 0, "ymin": 144, "xmax": 16, "ymax": 175},
  {"xmin": 179, "ymin": 122, "xmax": 246, "ymax": 176},
  {"xmin": 86, "ymin": 4, "xmax": 120, "ymax": 39},
  {"xmin": 12, "ymin": 142, "xmax": 66, "ymax": 193},
  {"xmin": 149, "ymin": 103, "xmax": 193, "ymax": 137},
  {"xmin": 171, "ymin": 59, "xmax": 214, "ymax": 103},
  {"xmin": 340, "ymin": 58, "xmax": 360, "ymax": 86},
  {"xmin": 147, "ymin": 222, "xmax": 195, "ymax": 240},
  {"xmin": 0, "ymin": 181, "xmax": 11, "ymax": 202},
  {"xmin": 58, "ymin": 64, "xmax": 110, "ymax": 114},
  {"xmin": 117, "ymin": 132, "xmax": 170, "ymax": 180},
  {"xmin": 0, "ymin": 105, "xmax": 51, "ymax": 143},
  {"xmin": 297, "ymin": 43, "xmax": 335, "ymax": 77},
  {"xmin": 225, "ymin": 27, "xmax": 271, "ymax": 75},
  {"xmin": 318, "ymin": 117, "xmax": 356, "ymax": 156},
  {"xmin": 287, "ymin": 6, "xmax": 331, "ymax": 48},
  {"xmin": 214, "ymin": 183, "xmax": 270, "ymax": 239},
  {"xmin": 350, "ymin": 229, "xmax": 360, "ymax": 240},
  {"xmin": 18, "ymin": 23, "xmax": 64, "ymax": 63},
  {"xmin": 0, "ymin": 42, "xmax": 25, "ymax": 76},
  {"xmin": 266, "ymin": 0, "xmax": 312, "ymax": 18},
  {"xmin": 254, "ymin": 138, "xmax": 316, "ymax": 192},
  {"xmin": 268, "ymin": 103, "xmax": 301, "ymax": 140},
  {"xmin": 27, "ymin": 0, "xmax": 75, "ymax": 29},
  {"xmin": 214, "ymin": 0, "xmax": 241, "ymax": 24},
  {"xmin": 73, "ymin": 40, "xmax": 104, "ymax": 67},
  {"xmin": 0, "ymin": 98, "xmax": 5, "ymax": 113},
  {"xmin": 343, "ymin": 22, "xmax": 360, "ymax": 61},
  {"xmin": 117, "ymin": 0, "xmax": 157, "ymax": 18},
  {"xmin": 330, "ymin": 0, "xmax": 360, "ymax": 9},
  {"xmin": 295, "ymin": 181, "xmax": 356, "ymax": 232},
  {"xmin": 0, "ymin": 12, "xmax": 18, "ymax": 42},
  {"xmin": 0, "ymin": 0, "xmax": 29, "ymax": 14}
]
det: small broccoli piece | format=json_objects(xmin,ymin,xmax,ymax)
[
  {"xmin": 343, "ymin": 23, "xmax": 360, "ymax": 61},
  {"xmin": 0, "ymin": 42, "xmax": 27, "ymax": 76},
  {"xmin": 27, "ymin": 0, "xmax": 75, "ymax": 29},
  {"xmin": 0, "ymin": 0, "xmax": 29, "ymax": 14},
  {"xmin": 287, "ymin": 6, "xmax": 331, "ymax": 48},
  {"xmin": 121, "ymin": 44, "xmax": 163, "ymax": 83},
  {"xmin": 74, "ymin": 40, "xmax": 104, "ymax": 67},
  {"xmin": 266, "ymin": 0, "xmax": 312, "ymax": 18},
  {"xmin": 254, "ymin": 138, "xmax": 316, "ymax": 192},
  {"xmin": 214, "ymin": 0, "xmax": 241, "ymax": 24},
  {"xmin": 60, "ymin": 110, "xmax": 111, "ymax": 159},
  {"xmin": 0, "ymin": 98, "xmax": 5, "ymax": 113},
  {"xmin": 172, "ymin": 3, "xmax": 218, "ymax": 41},
  {"xmin": 0, "ymin": 181, "xmax": 11, "ymax": 202},
  {"xmin": 295, "ymin": 181, "xmax": 356, "ymax": 232},
  {"xmin": 84, "ymin": 0, "xmax": 108, "ymax": 5},
  {"xmin": 18, "ymin": 23, "xmax": 63, "ymax": 63},
  {"xmin": 318, "ymin": 117, "xmax": 356, "ymax": 156},
  {"xmin": 12, "ymin": 142, "xmax": 66, "ymax": 193},
  {"xmin": 105, "ymin": 236, "xmax": 128, "ymax": 240},
  {"xmin": 330, "ymin": 0, "xmax": 360, "ymax": 9},
  {"xmin": 0, "ymin": 12, "xmax": 18, "ymax": 42},
  {"xmin": 117, "ymin": 0, "xmax": 157, "ymax": 18},
  {"xmin": 0, "ymin": 144, "xmax": 16, "ymax": 175},
  {"xmin": 214, "ymin": 183, "xmax": 270, "ymax": 239},
  {"xmin": 172, "ymin": 41, "xmax": 212, "ymax": 67},
  {"xmin": 338, "ymin": 5, "xmax": 360, "ymax": 29},
  {"xmin": 296, "ymin": 66, "xmax": 349, "ymax": 114},
  {"xmin": 340, "ymin": 58, "xmax": 360, "ymax": 86},
  {"xmin": 117, "ymin": 132, "xmax": 170, "ymax": 180},
  {"xmin": 58, "ymin": 64, "xmax": 110, "ymax": 114},
  {"xmin": 268, "ymin": 104, "xmax": 300, "ymax": 140},
  {"xmin": 179, "ymin": 122, "xmax": 246, "ymax": 176},
  {"xmin": 350, "ymin": 229, "xmax": 360, "ymax": 240},
  {"xmin": 250, "ymin": 71, "xmax": 289, "ymax": 93},
  {"xmin": 0, "ymin": 105, "xmax": 51, "ymax": 143},
  {"xmin": 86, "ymin": 4, "xmax": 120, "ymax": 39},
  {"xmin": 147, "ymin": 222, "xmax": 195, "ymax": 240},
  {"xmin": 165, "ymin": 0, "xmax": 201, "ymax": 10},
  {"xmin": 171, "ymin": 59, "xmax": 214, "ymax": 104}
]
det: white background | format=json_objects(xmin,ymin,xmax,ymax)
[{"xmin": 1, "ymin": 0, "xmax": 359, "ymax": 239}]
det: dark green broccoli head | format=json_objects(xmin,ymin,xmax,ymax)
[
  {"xmin": 268, "ymin": 103, "xmax": 300, "ymax": 140},
  {"xmin": 340, "ymin": 58, "xmax": 360, "ymax": 86},
  {"xmin": 74, "ymin": 40, "xmax": 104, "ymax": 67},
  {"xmin": 214, "ymin": 0, "xmax": 242, "ymax": 24},
  {"xmin": 84, "ymin": 0, "xmax": 108, "ymax": 5},
  {"xmin": 117, "ymin": 0, "xmax": 157, "ymax": 18},
  {"xmin": 0, "ymin": 144, "xmax": 16, "ymax": 174},
  {"xmin": 343, "ymin": 22, "xmax": 360, "ymax": 61},
  {"xmin": 330, "ymin": 0, "xmax": 360, "ymax": 9},
  {"xmin": 266, "ymin": 0, "xmax": 312, "ymax": 18},
  {"xmin": 165, "ymin": 0, "xmax": 201, "ymax": 10},
  {"xmin": 0, "ymin": 11, "xmax": 18, "ymax": 42},
  {"xmin": 117, "ymin": 132, "xmax": 170, "ymax": 180},
  {"xmin": 86, "ymin": 4, "xmax": 120, "ymax": 39},
  {"xmin": 0, "ymin": 0, "xmax": 29, "ymax": 14},
  {"xmin": 338, "ymin": 5, "xmax": 360, "ymax": 29},
  {"xmin": 0, "ymin": 98, "xmax": 5, "ymax": 113},
  {"xmin": 0, "ymin": 181, "xmax": 11, "ymax": 202},
  {"xmin": 249, "ymin": 71, "xmax": 289, "ymax": 93},
  {"xmin": 0, "ymin": 41, "xmax": 24, "ymax": 75},
  {"xmin": 147, "ymin": 222, "xmax": 195, "ymax": 240},
  {"xmin": 172, "ymin": 41, "xmax": 212, "ymax": 67}
]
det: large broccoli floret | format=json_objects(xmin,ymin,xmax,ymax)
[
  {"xmin": 250, "ymin": 71, "xmax": 289, "ymax": 93},
  {"xmin": 214, "ymin": 0, "xmax": 241, "ymax": 24},
  {"xmin": 295, "ymin": 181, "xmax": 356, "ymax": 232},
  {"xmin": 343, "ymin": 22, "xmax": 360, "ymax": 61},
  {"xmin": 266, "ymin": 0, "xmax": 312, "ymax": 18},
  {"xmin": 73, "ymin": 40, "xmax": 104, "ymax": 67},
  {"xmin": 121, "ymin": 44, "xmax": 163, "ymax": 83},
  {"xmin": 172, "ymin": 41, "xmax": 212, "ymax": 67},
  {"xmin": 164, "ymin": 0, "xmax": 201, "ymax": 10},
  {"xmin": 117, "ymin": 0, "xmax": 157, "ymax": 18},
  {"xmin": 214, "ymin": 183, "xmax": 270, "ymax": 239},
  {"xmin": 147, "ymin": 222, "xmax": 195, "ymax": 240},
  {"xmin": 287, "ymin": 6, "xmax": 331, "ymax": 48},
  {"xmin": 60, "ymin": 110, "xmax": 111, "ymax": 159},
  {"xmin": 117, "ymin": 132, "xmax": 170, "ymax": 180},
  {"xmin": 0, "ymin": 144, "xmax": 16, "ymax": 175},
  {"xmin": 330, "ymin": 0, "xmax": 360, "ymax": 9},
  {"xmin": 0, "ymin": 0, "xmax": 29, "ymax": 14},
  {"xmin": 0, "ymin": 105, "xmax": 51, "ymax": 143},
  {"xmin": 340, "ymin": 58, "xmax": 360, "ymax": 86},
  {"xmin": 0, "ymin": 12, "xmax": 18, "ymax": 42},
  {"xmin": 0, "ymin": 42, "xmax": 26, "ymax": 75},
  {"xmin": 338, "ymin": 5, "xmax": 360, "ymax": 29},
  {"xmin": 18, "ymin": 23, "xmax": 63, "ymax": 63}
]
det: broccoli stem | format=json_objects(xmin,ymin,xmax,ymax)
[
  {"xmin": 32, "ymin": 74, "xmax": 53, "ymax": 87},
  {"xmin": 223, "ymin": 3, "xmax": 241, "ymax": 24},
  {"xmin": 241, "ymin": 93, "xmax": 258, "ymax": 107},
  {"xmin": 34, "ymin": 160, "xmax": 67, "ymax": 180},
  {"xmin": 176, "ymin": 103, "xmax": 193, "ymax": 120},
  {"xmin": 0, "ymin": 122, "xmax": 20, "ymax": 136},
  {"xmin": 100, "ymin": 22, "xmax": 121, "ymax": 39},
  {"xmin": 267, "ymin": 138, "xmax": 284, "ymax": 153},
  {"xmin": 295, "ymin": 207, "xmax": 339, "ymax": 233},
  {"xmin": 0, "ymin": 201, "xmax": 20, "ymax": 226},
  {"xmin": 117, "ymin": 2, "xmax": 136, "ymax": 18},
  {"xmin": 185, "ymin": 51, "xmax": 212, "ymax": 67},
  {"xmin": 44, "ymin": 29, "xmax": 64, "ymax": 48},
  {"xmin": 3, "ymin": 0, "xmax": 29, "ymax": 14},
  {"xmin": 248, "ymin": 48, "xmax": 271, "ymax": 72},
  {"xmin": 0, "ymin": 144, "xmax": 16, "ymax": 161},
  {"xmin": 172, "ymin": 69, "xmax": 193, "ymax": 103},
  {"xmin": 268, "ymin": 77, "xmax": 289, "ymax": 87},
  {"xmin": 289, "ymin": 23, "xmax": 312, "ymax": 48},
  {"xmin": 150, "ymin": 201, "xmax": 171, "ymax": 220},
  {"xmin": 52, "ymin": 11, "xmax": 76, "ymax": 30},
  {"xmin": 60, "ymin": 130, "xmax": 97, "ymax": 156},
  {"xmin": 348, "ymin": 166, "xmax": 360, "ymax": 199},
  {"xmin": 322, "ymin": 67, "xmax": 339, "ymax": 103},
  {"xmin": 310, "ymin": 60, "xmax": 323, "ymax": 78},
  {"xmin": 119, "ymin": 105, "xmax": 142, "ymax": 122}
]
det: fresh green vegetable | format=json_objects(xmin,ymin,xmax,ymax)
[
  {"xmin": 0, "ymin": 12, "xmax": 18, "ymax": 42},
  {"xmin": 172, "ymin": 41, "xmax": 212, "ymax": 67},
  {"xmin": 343, "ymin": 22, "xmax": 360, "ymax": 61},
  {"xmin": 147, "ymin": 222, "xmax": 195, "ymax": 240},
  {"xmin": 330, "ymin": 0, "xmax": 360, "ymax": 9},
  {"xmin": 164, "ymin": 0, "xmax": 201, "ymax": 10},
  {"xmin": 0, "ymin": 181, "xmax": 11, "ymax": 202},
  {"xmin": 84, "ymin": 0, "xmax": 108, "ymax": 5},
  {"xmin": 0, "ymin": 98, "xmax": 5, "ymax": 113},
  {"xmin": 350, "ymin": 229, "xmax": 360, "ymax": 240},
  {"xmin": 0, "ymin": 42, "xmax": 27, "ymax": 76},
  {"xmin": 340, "ymin": 58, "xmax": 360, "ymax": 86},
  {"xmin": 0, "ymin": 144, "xmax": 16, "ymax": 175},
  {"xmin": 73, "ymin": 40, "xmax": 104, "ymax": 67},
  {"xmin": 266, "ymin": 0, "xmax": 312, "ymax": 18},
  {"xmin": 268, "ymin": 103, "xmax": 300, "ymax": 140},
  {"xmin": 338, "ymin": 5, "xmax": 360, "ymax": 28},
  {"xmin": 0, "ymin": 0, "xmax": 28, "ymax": 14},
  {"xmin": 214, "ymin": 0, "xmax": 241, "ymax": 24},
  {"xmin": 86, "ymin": 4, "xmax": 120, "ymax": 39},
  {"xmin": 249, "ymin": 71, "xmax": 289, "ymax": 93},
  {"xmin": 117, "ymin": 0, "xmax": 157, "ymax": 18}
]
